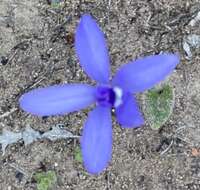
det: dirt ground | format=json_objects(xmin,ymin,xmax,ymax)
[{"xmin": 1, "ymin": 0, "xmax": 200, "ymax": 189}]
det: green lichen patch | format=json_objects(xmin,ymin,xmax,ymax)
[
  {"xmin": 75, "ymin": 146, "xmax": 82, "ymax": 163},
  {"xmin": 142, "ymin": 84, "xmax": 175, "ymax": 130},
  {"xmin": 50, "ymin": 0, "xmax": 63, "ymax": 8},
  {"xmin": 33, "ymin": 171, "xmax": 57, "ymax": 190}
]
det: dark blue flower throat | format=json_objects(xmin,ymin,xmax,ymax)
[{"xmin": 96, "ymin": 86, "xmax": 123, "ymax": 108}]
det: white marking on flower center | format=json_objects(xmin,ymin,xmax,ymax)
[{"xmin": 113, "ymin": 87, "xmax": 123, "ymax": 108}]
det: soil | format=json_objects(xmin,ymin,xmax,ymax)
[{"xmin": 1, "ymin": 0, "xmax": 200, "ymax": 189}]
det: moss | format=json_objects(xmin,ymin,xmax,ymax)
[
  {"xmin": 75, "ymin": 146, "xmax": 82, "ymax": 163},
  {"xmin": 143, "ymin": 84, "xmax": 174, "ymax": 130},
  {"xmin": 50, "ymin": 0, "xmax": 63, "ymax": 8},
  {"xmin": 34, "ymin": 171, "xmax": 57, "ymax": 190}
]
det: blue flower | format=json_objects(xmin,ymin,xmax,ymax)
[{"xmin": 19, "ymin": 14, "xmax": 179, "ymax": 174}]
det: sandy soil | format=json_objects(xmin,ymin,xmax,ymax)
[{"xmin": 1, "ymin": 0, "xmax": 200, "ymax": 189}]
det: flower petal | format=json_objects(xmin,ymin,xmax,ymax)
[
  {"xmin": 112, "ymin": 54, "xmax": 180, "ymax": 93},
  {"xmin": 81, "ymin": 106, "xmax": 112, "ymax": 174},
  {"xmin": 115, "ymin": 93, "xmax": 144, "ymax": 128},
  {"xmin": 19, "ymin": 84, "xmax": 96, "ymax": 116},
  {"xmin": 75, "ymin": 14, "xmax": 110, "ymax": 83}
]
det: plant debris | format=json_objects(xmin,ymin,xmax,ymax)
[
  {"xmin": 42, "ymin": 125, "xmax": 79, "ymax": 141},
  {"xmin": 0, "ymin": 125, "xmax": 79, "ymax": 155},
  {"xmin": 0, "ymin": 129, "xmax": 22, "ymax": 155},
  {"xmin": 183, "ymin": 34, "xmax": 200, "ymax": 59},
  {"xmin": 189, "ymin": 11, "xmax": 200, "ymax": 27}
]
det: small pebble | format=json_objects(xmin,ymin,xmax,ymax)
[
  {"xmin": 15, "ymin": 171, "xmax": 24, "ymax": 183},
  {"xmin": 0, "ymin": 56, "xmax": 9, "ymax": 65}
]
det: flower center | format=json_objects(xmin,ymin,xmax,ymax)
[{"xmin": 96, "ymin": 86, "xmax": 123, "ymax": 108}]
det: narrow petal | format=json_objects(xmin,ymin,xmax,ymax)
[
  {"xmin": 75, "ymin": 14, "xmax": 110, "ymax": 83},
  {"xmin": 19, "ymin": 84, "xmax": 96, "ymax": 116},
  {"xmin": 115, "ymin": 93, "xmax": 144, "ymax": 128},
  {"xmin": 81, "ymin": 106, "xmax": 112, "ymax": 174},
  {"xmin": 112, "ymin": 54, "xmax": 180, "ymax": 93}
]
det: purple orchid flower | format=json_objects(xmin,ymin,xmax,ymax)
[{"xmin": 19, "ymin": 14, "xmax": 179, "ymax": 174}]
